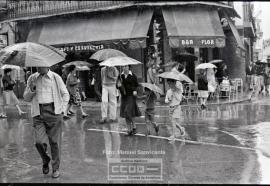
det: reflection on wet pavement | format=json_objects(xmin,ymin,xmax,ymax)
[{"xmin": 1, "ymin": 99, "xmax": 270, "ymax": 183}]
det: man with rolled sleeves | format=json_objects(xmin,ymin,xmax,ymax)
[{"xmin": 23, "ymin": 67, "xmax": 69, "ymax": 178}]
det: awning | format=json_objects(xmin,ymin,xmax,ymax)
[
  {"xmin": 162, "ymin": 7, "xmax": 225, "ymax": 48},
  {"xmin": 225, "ymin": 13, "xmax": 245, "ymax": 51},
  {"xmin": 27, "ymin": 8, "xmax": 153, "ymax": 49}
]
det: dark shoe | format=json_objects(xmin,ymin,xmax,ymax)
[
  {"xmin": 99, "ymin": 118, "xmax": 107, "ymax": 124},
  {"xmin": 82, "ymin": 114, "xmax": 88, "ymax": 118},
  {"xmin": 154, "ymin": 125, "xmax": 159, "ymax": 135},
  {"xmin": 42, "ymin": 158, "xmax": 50, "ymax": 175},
  {"xmin": 132, "ymin": 128, "xmax": 137, "ymax": 135},
  {"xmin": 145, "ymin": 130, "xmax": 151, "ymax": 136},
  {"xmin": 109, "ymin": 119, "xmax": 118, "ymax": 123},
  {"xmin": 69, "ymin": 110, "xmax": 75, "ymax": 114},
  {"xmin": 63, "ymin": 115, "xmax": 71, "ymax": 120},
  {"xmin": 52, "ymin": 169, "xmax": 60, "ymax": 178},
  {"xmin": 125, "ymin": 130, "xmax": 133, "ymax": 136}
]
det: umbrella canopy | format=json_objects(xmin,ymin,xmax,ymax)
[
  {"xmin": 209, "ymin": 59, "xmax": 223, "ymax": 64},
  {"xmin": 76, "ymin": 66, "xmax": 90, "ymax": 71},
  {"xmin": 90, "ymin": 49, "xmax": 127, "ymax": 61},
  {"xmin": 175, "ymin": 51, "xmax": 197, "ymax": 62},
  {"xmin": 158, "ymin": 71, "xmax": 193, "ymax": 83},
  {"xmin": 99, "ymin": 56, "xmax": 142, "ymax": 67},
  {"xmin": 195, "ymin": 63, "xmax": 217, "ymax": 70},
  {"xmin": 63, "ymin": 61, "xmax": 93, "ymax": 68},
  {"xmin": 0, "ymin": 42, "xmax": 66, "ymax": 67},
  {"xmin": 1, "ymin": 64, "xmax": 20, "ymax": 70},
  {"xmin": 140, "ymin": 83, "xmax": 163, "ymax": 95}
]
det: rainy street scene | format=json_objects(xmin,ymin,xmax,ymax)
[{"xmin": 1, "ymin": 0, "xmax": 270, "ymax": 185}]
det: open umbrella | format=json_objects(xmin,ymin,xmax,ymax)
[
  {"xmin": 1, "ymin": 64, "xmax": 20, "ymax": 70},
  {"xmin": 90, "ymin": 49, "xmax": 127, "ymax": 61},
  {"xmin": 209, "ymin": 59, "xmax": 223, "ymax": 64},
  {"xmin": 63, "ymin": 61, "xmax": 93, "ymax": 68},
  {"xmin": 140, "ymin": 83, "xmax": 163, "ymax": 95},
  {"xmin": 0, "ymin": 42, "xmax": 66, "ymax": 67},
  {"xmin": 99, "ymin": 56, "xmax": 142, "ymax": 67},
  {"xmin": 158, "ymin": 71, "xmax": 193, "ymax": 83},
  {"xmin": 76, "ymin": 66, "xmax": 90, "ymax": 71},
  {"xmin": 175, "ymin": 51, "xmax": 198, "ymax": 62},
  {"xmin": 195, "ymin": 63, "xmax": 217, "ymax": 70}
]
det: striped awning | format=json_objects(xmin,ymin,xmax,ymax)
[{"xmin": 162, "ymin": 6, "xmax": 226, "ymax": 48}]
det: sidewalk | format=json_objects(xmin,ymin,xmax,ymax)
[{"xmin": 2, "ymin": 91, "xmax": 252, "ymax": 108}]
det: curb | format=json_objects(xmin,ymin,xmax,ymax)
[{"xmin": 9, "ymin": 97, "xmax": 252, "ymax": 109}]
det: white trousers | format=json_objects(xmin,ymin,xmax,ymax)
[{"xmin": 101, "ymin": 85, "xmax": 117, "ymax": 120}]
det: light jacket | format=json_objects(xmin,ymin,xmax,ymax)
[{"xmin": 23, "ymin": 70, "xmax": 70, "ymax": 117}]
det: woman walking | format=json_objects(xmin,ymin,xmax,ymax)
[
  {"xmin": 197, "ymin": 70, "xmax": 209, "ymax": 110},
  {"xmin": 1, "ymin": 68, "xmax": 26, "ymax": 118},
  {"xmin": 118, "ymin": 65, "xmax": 141, "ymax": 136},
  {"xmin": 206, "ymin": 68, "xmax": 217, "ymax": 98},
  {"xmin": 64, "ymin": 65, "xmax": 88, "ymax": 119}
]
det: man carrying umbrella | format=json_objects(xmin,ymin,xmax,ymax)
[
  {"xmin": 100, "ymin": 65, "xmax": 119, "ymax": 123},
  {"xmin": 0, "ymin": 42, "xmax": 72, "ymax": 178},
  {"xmin": 24, "ymin": 67, "xmax": 69, "ymax": 178}
]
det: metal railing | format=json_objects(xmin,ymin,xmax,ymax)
[{"xmin": 6, "ymin": 1, "xmax": 133, "ymax": 19}]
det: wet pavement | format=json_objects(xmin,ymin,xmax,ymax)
[{"xmin": 1, "ymin": 97, "xmax": 270, "ymax": 183}]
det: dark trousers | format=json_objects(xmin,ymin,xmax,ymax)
[{"xmin": 33, "ymin": 103, "xmax": 63, "ymax": 171}]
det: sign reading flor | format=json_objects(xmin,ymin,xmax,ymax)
[
  {"xmin": 108, "ymin": 158, "xmax": 162, "ymax": 181},
  {"xmin": 179, "ymin": 37, "xmax": 225, "ymax": 48}
]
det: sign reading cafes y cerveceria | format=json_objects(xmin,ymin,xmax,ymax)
[{"xmin": 58, "ymin": 44, "xmax": 104, "ymax": 52}]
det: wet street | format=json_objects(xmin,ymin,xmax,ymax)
[{"xmin": 1, "ymin": 98, "xmax": 270, "ymax": 184}]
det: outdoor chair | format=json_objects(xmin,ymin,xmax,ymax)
[
  {"xmin": 182, "ymin": 83, "xmax": 198, "ymax": 105},
  {"xmin": 219, "ymin": 82, "xmax": 231, "ymax": 101},
  {"xmin": 233, "ymin": 78, "xmax": 243, "ymax": 93},
  {"xmin": 230, "ymin": 80, "xmax": 238, "ymax": 100}
]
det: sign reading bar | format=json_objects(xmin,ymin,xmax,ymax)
[
  {"xmin": 179, "ymin": 37, "xmax": 225, "ymax": 48},
  {"xmin": 58, "ymin": 44, "xmax": 104, "ymax": 52}
]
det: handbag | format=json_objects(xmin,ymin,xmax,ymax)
[{"xmin": 116, "ymin": 75, "xmax": 126, "ymax": 96}]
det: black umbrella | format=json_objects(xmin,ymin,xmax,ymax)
[{"xmin": 174, "ymin": 51, "xmax": 198, "ymax": 62}]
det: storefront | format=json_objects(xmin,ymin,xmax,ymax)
[
  {"xmin": 27, "ymin": 8, "xmax": 153, "ymax": 97},
  {"xmin": 25, "ymin": 4, "xmax": 244, "ymax": 98}
]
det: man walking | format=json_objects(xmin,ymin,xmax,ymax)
[
  {"xmin": 100, "ymin": 66, "xmax": 119, "ymax": 123},
  {"xmin": 23, "ymin": 67, "xmax": 69, "ymax": 178}
]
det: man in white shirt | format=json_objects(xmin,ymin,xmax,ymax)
[
  {"xmin": 100, "ymin": 66, "xmax": 119, "ymax": 123},
  {"xmin": 24, "ymin": 67, "xmax": 69, "ymax": 178}
]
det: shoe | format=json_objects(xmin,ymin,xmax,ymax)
[
  {"xmin": 99, "ymin": 118, "xmax": 107, "ymax": 124},
  {"xmin": 52, "ymin": 169, "xmax": 60, "ymax": 178},
  {"xmin": 125, "ymin": 130, "xmax": 133, "ymax": 136},
  {"xmin": 145, "ymin": 130, "xmax": 151, "ymax": 136},
  {"xmin": 132, "ymin": 128, "xmax": 137, "ymax": 135},
  {"xmin": 176, "ymin": 125, "xmax": 186, "ymax": 136},
  {"xmin": 42, "ymin": 158, "xmax": 50, "ymax": 175},
  {"xmin": 63, "ymin": 115, "xmax": 71, "ymax": 120},
  {"xmin": 0, "ymin": 114, "xmax": 7, "ymax": 118},
  {"xmin": 109, "ymin": 119, "xmax": 118, "ymax": 123},
  {"xmin": 19, "ymin": 111, "xmax": 27, "ymax": 115},
  {"xmin": 82, "ymin": 114, "xmax": 88, "ymax": 118},
  {"xmin": 154, "ymin": 125, "xmax": 159, "ymax": 135},
  {"xmin": 180, "ymin": 128, "xmax": 186, "ymax": 137},
  {"xmin": 168, "ymin": 135, "xmax": 176, "ymax": 141},
  {"xmin": 69, "ymin": 110, "xmax": 75, "ymax": 114}
]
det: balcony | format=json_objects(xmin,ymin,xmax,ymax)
[
  {"xmin": 2, "ymin": 1, "xmax": 239, "ymax": 22},
  {"xmin": 4, "ymin": 1, "xmax": 134, "ymax": 21}
]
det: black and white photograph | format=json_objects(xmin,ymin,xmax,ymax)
[{"xmin": 0, "ymin": 0, "xmax": 269, "ymax": 184}]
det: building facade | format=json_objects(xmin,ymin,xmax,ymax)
[{"xmin": 1, "ymin": 1, "xmax": 245, "ymax": 97}]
